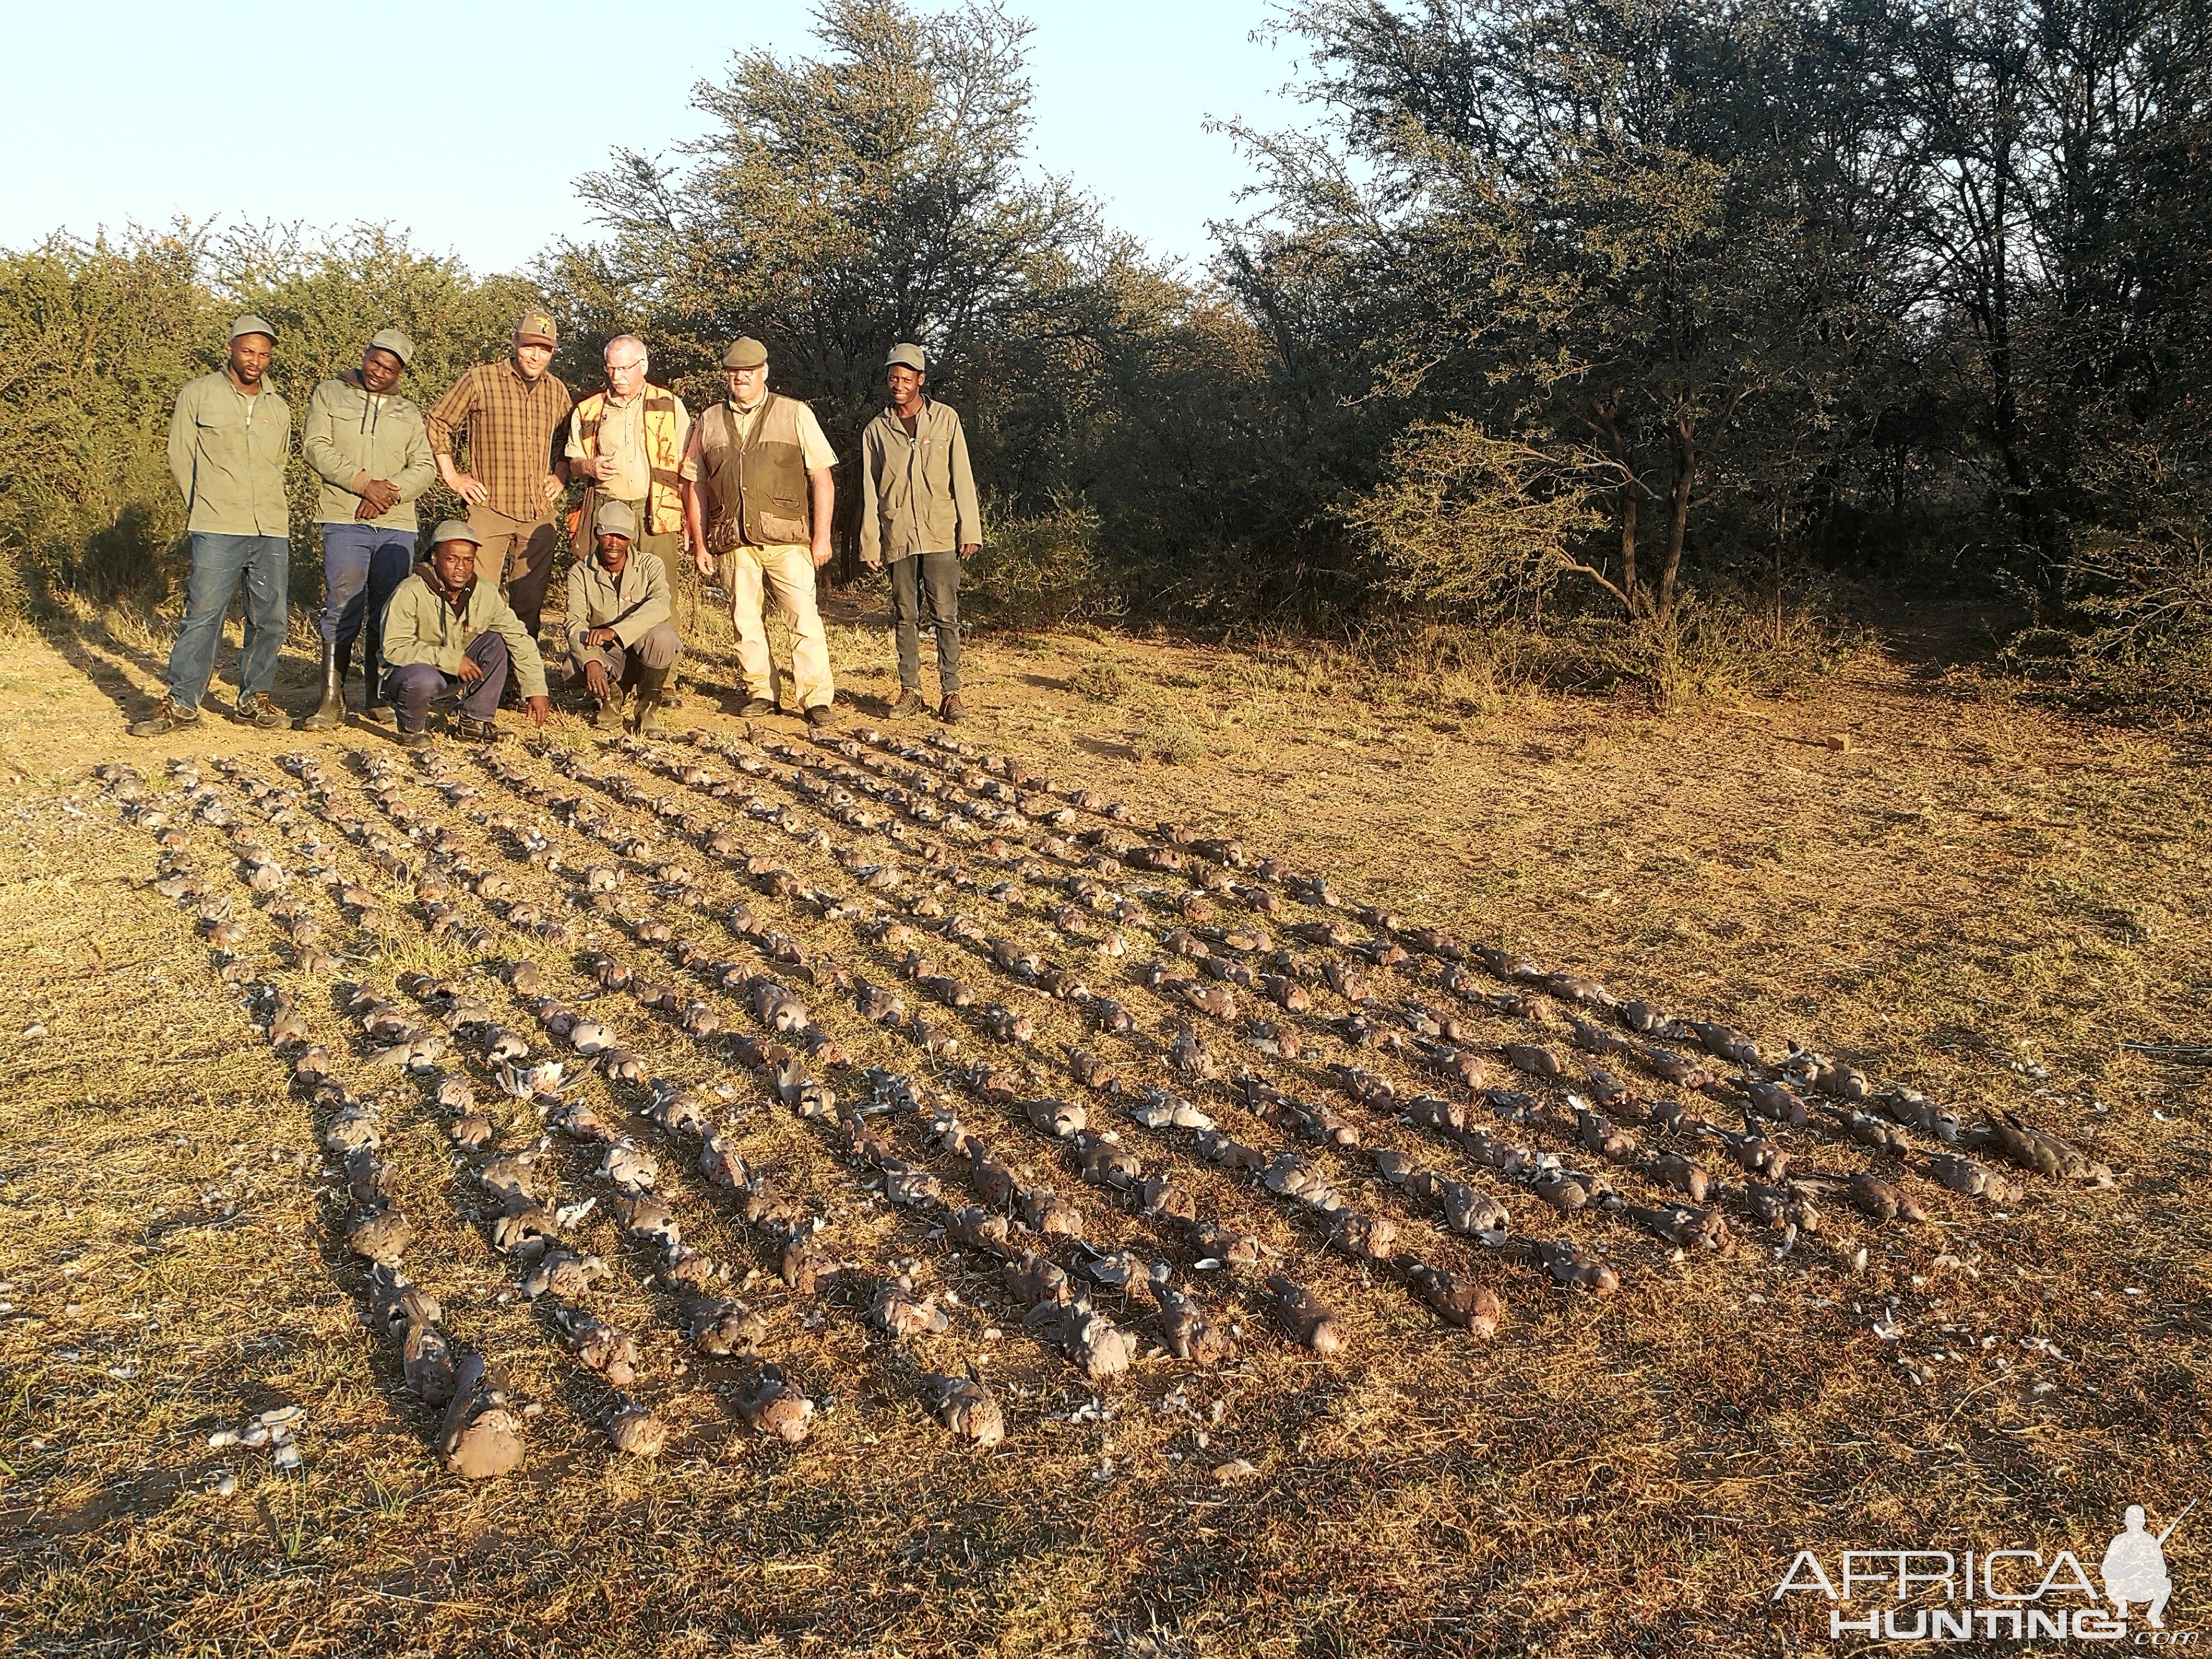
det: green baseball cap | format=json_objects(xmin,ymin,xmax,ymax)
[
  {"xmin": 722, "ymin": 337, "xmax": 769, "ymax": 369},
  {"xmin": 429, "ymin": 519, "xmax": 482, "ymax": 549},
  {"xmin": 367, "ymin": 327, "xmax": 414, "ymax": 366},
  {"xmin": 229, "ymin": 314, "xmax": 278, "ymax": 343},
  {"xmin": 885, "ymin": 342, "xmax": 926, "ymax": 372},
  {"xmin": 592, "ymin": 498, "xmax": 637, "ymax": 540}
]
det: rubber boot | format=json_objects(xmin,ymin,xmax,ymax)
[
  {"xmin": 300, "ymin": 638, "xmax": 346, "ymax": 731},
  {"xmin": 629, "ymin": 664, "xmax": 671, "ymax": 736}
]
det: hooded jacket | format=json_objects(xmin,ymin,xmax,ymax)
[
  {"xmin": 381, "ymin": 570, "xmax": 549, "ymax": 698},
  {"xmin": 302, "ymin": 368, "xmax": 436, "ymax": 531}
]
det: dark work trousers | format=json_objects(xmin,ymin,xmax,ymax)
[
  {"xmin": 890, "ymin": 550, "xmax": 962, "ymax": 695},
  {"xmin": 384, "ymin": 630, "xmax": 509, "ymax": 731},
  {"xmin": 570, "ymin": 620, "xmax": 682, "ymax": 690},
  {"xmin": 319, "ymin": 522, "xmax": 417, "ymax": 663}
]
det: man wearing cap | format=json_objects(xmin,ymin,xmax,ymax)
[
  {"xmin": 133, "ymin": 316, "xmax": 294, "ymax": 735},
  {"xmin": 562, "ymin": 498, "xmax": 681, "ymax": 735},
  {"xmin": 379, "ymin": 521, "xmax": 551, "ymax": 749},
  {"xmin": 425, "ymin": 311, "xmax": 574, "ymax": 646},
  {"xmin": 860, "ymin": 342, "xmax": 983, "ymax": 722},
  {"xmin": 298, "ymin": 328, "xmax": 435, "ymax": 731},
  {"xmin": 680, "ymin": 337, "xmax": 839, "ymax": 727}
]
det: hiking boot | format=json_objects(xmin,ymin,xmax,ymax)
[
  {"xmin": 397, "ymin": 727, "xmax": 433, "ymax": 751},
  {"xmin": 129, "ymin": 699, "xmax": 201, "ymax": 738},
  {"xmin": 629, "ymin": 664, "xmax": 671, "ymax": 737},
  {"xmin": 803, "ymin": 702, "xmax": 837, "ymax": 730},
  {"xmin": 299, "ymin": 639, "xmax": 346, "ymax": 731},
  {"xmin": 939, "ymin": 693, "xmax": 966, "ymax": 724},
  {"xmin": 890, "ymin": 688, "xmax": 929, "ymax": 718},
  {"xmin": 591, "ymin": 691, "xmax": 625, "ymax": 732},
  {"xmin": 236, "ymin": 692, "xmax": 292, "ymax": 730},
  {"xmin": 738, "ymin": 697, "xmax": 778, "ymax": 720},
  {"xmin": 454, "ymin": 715, "xmax": 500, "ymax": 744}
]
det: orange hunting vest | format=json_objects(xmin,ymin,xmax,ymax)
[{"xmin": 569, "ymin": 385, "xmax": 686, "ymax": 537}]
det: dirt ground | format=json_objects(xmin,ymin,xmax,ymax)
[{"xmin": 0, "ymin": 589, "xmax": 2205, "ymax": 1657}]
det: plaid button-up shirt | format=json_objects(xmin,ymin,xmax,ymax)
[{"xmin": 425, "ymin": 360, "xmax": 575, "ymax": 521}]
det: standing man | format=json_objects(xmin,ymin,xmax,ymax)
[
  {"xmin": 563, "ymin": 499, "xmax": 681, "ymax": 735},
  {"xmin": 133, "ymin": 315, "xmax": 293, "ymax": 735},
  {"xmin": 298, "ymin": 328, "xmax": 435, "ymax": 730},
  {"xmin": 380, "ymin": 522, "xmax": 551, "ymax": 749},
  {"xmin": 858, "ymin": 342, "xmax": 982, "ymax": 722},
  {"xmin": 425, "ymin": 311, "xmax": 574, "ymax": 648},
  {"xmin": 680, "ymin": 337, "xmax": 839, "ymax": 728}
]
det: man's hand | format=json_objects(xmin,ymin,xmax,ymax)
[
  {"xmin": 583, "ymin": 658, "xmax": 610, "ymax": 698},
  {"xmin": 573, "ymin": 453, "xmax": 615, "ymax": 482},
  {"xmin": 693, "ymin": 548, "xmax": 717, "ymax": 578},
  {"xmin": 540, "ymin": 472, "xmax": 564, "ymax": 505},
  {"xmin": 584, "ymin": 625, "xmax": 618, "ymax": 648},
  {"xmin": 811, "ymin": 535, "xmax": 833, "ymax": 570},
  {"xmin": 452, "ymin": 472, "xmax": 489, "ymax": 507},
  {"xmin": 526, "ymin": 694, "xmax": 552, "ymax": 727},
  {"xmin": 958, "ymin": 542, "xmax": 981, "ymax": 558},
  {"xmin": 455, "ymin": 654, "xmax": 486, "ymax": 684},
  {"xmin": 360, "ymin": 478, "xmax": 403, "ymax": 515}
]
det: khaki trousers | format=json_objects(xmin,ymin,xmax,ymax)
[
  {"xmin": 467, "ymin": 503, "xmax": 559, "ymax": 639},
  {"xmin": 724, "ymin": 542, "xmax": 834, "ymax": 710}
]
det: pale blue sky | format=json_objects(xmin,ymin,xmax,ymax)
[{"xmin": 11, "ymin": 1, "xmax": 1301, "ymax": 274}]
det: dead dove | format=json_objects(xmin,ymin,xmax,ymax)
[
  {"xmin": 348, "ymin": 1210, "xmax": 413, "ymax": 1268},
  {"xmin": 523, "ymin": 1248, "xmax": 611, "ymax": 1300},
  {"xmin": 882, "ymin": 1162, "xmax": 944, "ymax": 1206},
  {"xmin": 597, "ymin": 1143, "xmax": 658, "ymax": 1191},
  {"xmin": 605, "ymin": 1397, "xmax": 667, "ymax": 1458},
  {"xmin": 1408, "ymin": 1264, "xmax": 1502, "ymax": 1336},
  {"xmin": 1529, "ymin": 1236, "xmax": 1620, "ymax": 1293},
  {"xmin": 780, "ymin": 1237, "xmax": 834, "ymax": 1293},
  {"xmin": 697, "ymin": 1131, "xmax": 746, "ymax": 1190},
  {"xmin": 402, "ymin": 1322, "xmax": 457, "ymax": 1406},
  {"xmin": 1928, "ymin": 1152, "xmax": 2024, "ymax": 1204},
  {"xmin": 1148, "ymin": 1271, "xmax": 1238, "ymax": 1364},
  {"xmin": 1032, "ymin": 1296, "xmax": 1134, "ymax": 1379},
  {"xmin": 1328, "ymin": 1210, "xmax": 1398, "ymax": 1263},
  {"xmin": 1017, "ymin": 1187, "xmax": 1084, "ymax": 1236},
  {"xmin": 491, "ymin": 1202, "xmax": 557, "ymax": 1257},
  {"xmin": 1075, "ymin": 1132, "xmax": 1142, "ymax": 1189},
  {"xmin": 1623, "ymin": 1202, "xmax": 1732, "ymax": 1250},
  {"xmin": 1503, "ymin": 1043, "xmax": 1568, "ymax": 1080},
  {"xmin": 1972, "ymin": 1112, "xmax": 2112, "ymax": 1184},
  {"xmin": 1648, "ymin": 1153, "xmax": 1714, "ymax": 1203},
  {"xmin": 1818, "ymin": 1103, "xmax": 1912, "ymax": 1154},
  {"xmin": 1636, "ymin": 1046, "xmax": 1713, "ymax": 1088},
  {"xmin": 948, "ymin": 1205, "xmax": 1013, "ymax": 1255},
  {"xmin": 1740, "ymin": 1079, "xmax": 1812, "ymax": 1128},
  {"xmin": 738, "ymin": 1365, "xmax": 814, "ymax": 1443},
  {"xmin": 611, "ymin": 1191, "xmax": 681, "ymax": 1250},
  {"xmin": 1004, "ymin": 1250, "xmax": 1071, "ymax": 1306},
  {"xmin": 1265, "ymin": 1276, "xmax": 1346, "ymax": 1355},
  {"xmin": 1682, "ymin": 1021, "xmax": 1762, "ymax": 1066},
  {"xmin": 557, "ymin": 1311, "xmax": 639, "ymax": 1387},
  {"xmin": 437, "ymin": 1354, "xmax": 526, "ymax": 1480},
  {"xmin": 687, "ymin": 1297, "xmax": 765, "ymax": 1356},
  {"xmin": 921, "ymin": 1369, "xmax": 1006, "ymax": 1447},
  {"xmin": 1026, "ymin": 1097, "xmax": 1086, "ymax": 1137},
  {"xmin": 870, "ymin": 1277, "xmax": 950, "ymax": 1338},
  {"xmin": 1438, "ymin": 1181, "xmax": 1511, "ymax": 1241}
]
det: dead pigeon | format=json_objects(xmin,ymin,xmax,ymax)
[
  {"xmin": 1530, "ymin": 1236, "xmax": 1619, "ymax": 1293},
  {"xmin": 347, "ymin": 1210, "xmax": 412, "ymax": 1268},
  {"xmin": 1026, "ymin": 1097, "xmax": 1086, "ymax": 1137},
  {"xmin": 1149, "ymin": 1273, "xmax": 1237, "ymax": 1364},
  {"xmin": 1624, "ymin": 1202, "xmax": 1731, "ymax": 1250},
  {"xmin": 1265, "ymin": 1276, "xmax": 1345, "ymax": 1355},
  {"xmin": 605, "ymin": 1396, "xmax": 667, "ymax": 1458},
  {"xmin": 1648, "ymin": 1153, "xmax": 1713, "ymax": 1203},
  {"xmin": 1819, "ymin": 1103, "xmax": 1912, "ymax": 1154},
  {"xmin": 1030, "ymin": 1296, "xmax": 1134, "ymax": 1379},
  {"xmin": 1004, "ymin": 1250, "xmax": 1071, "ymax": 1306},
  {"xmin": 1928, "ymin": 1151, "xmax": 2024, "ymax": 1204},
  {"xmin": 921, "ymin": 1369, "xmax": 1005, "ymax": 1447},
  {"xmin": 523, "ymin": 1248, "xmax": 611, "ymax": 1300},
  {"xmin": 870, "ymin": 1277, "xmax": 950, "ymax": 1338},
  {"xmin": 1408, "ymin": 1264, "xmax": 1502, "ymax": 1336},
  {"xmin": 948, "ymin": 1205, "xmax": 1012, "ymax": 1255},
  {"xmin": 1075, "ymin": 1133, "xmax": 1142, "ymax": 1189},
  {"xmin": 437, "ymin": 1354, "xmax": 526, "ymax": 1480},
  {"xmin": 1740, "ymin": 1079, "xmax": 1812, "ymax": 1128},
  {"xmin": 738, "ymin": 1365, "xmax": 814, "ymax": 1443},
  {"xmin": 491, "ymin": 1202, "xmax": 557, "ymax": 1257},
  {"xmin": 1017, "ymin": 1186, "xmax": 1084, "ymax": 1236},
  {"xmin": 1636, "ymin": 1046, "xmax": 1713, "ymax": 1088},
  {"xmin": 1972, "ymin": 1111, "xmax": 2112, "ymax": 1185},
  {"xmin": 780, "ymin": 1237, "xmax": 835, "ymax": 1293},
  {"xmin": 401, "ymin": 1322, "xmax": 457, "ymax": 1405},
  {"xmin": 557, "ymin": 1311, "xmax": 639, "ymax": 1387},
  {"xmin": 1439, "ymin": 1181, "xmax": 1511, "ymax": 1241},
  {"xmin": 687, "ymin": 1297, "xmax": 765, "ymax": 1356}
]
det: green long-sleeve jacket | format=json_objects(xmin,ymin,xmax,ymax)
[
  {"xmin": 167, "ymin": 370, "xmax": 291, "ymax": 536},
  {"xmin": 301, "ymin": 370, "xmax": 436, "ymax": 530},
  {"xmin": 857, "ymin": 398, "xmax": 982, "ymax": 565},
  {"xmin": 380, "ymin": 573, "xmax": 549, "ymax": 698}
]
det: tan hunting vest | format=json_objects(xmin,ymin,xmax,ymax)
[
  {"xmin": 697, "ymin": 394, "xmax": 811, "ymax": 550},
  {"xmin": 570, "ymin": 385, "xmax": 686, "ymax": 537}
]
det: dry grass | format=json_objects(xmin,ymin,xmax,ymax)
[{"xmin": 1, "ymin": 588, "xmax": 2208, "ymax": 1657}]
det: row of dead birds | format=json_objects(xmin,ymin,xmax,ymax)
[
  {"xmin": 634, "ymin": 722, "xmax": 2117, "ymax": 1200},
  {"xmin": 322, "ymin": 752, "xmax": 1395, "ymax": 1378}
]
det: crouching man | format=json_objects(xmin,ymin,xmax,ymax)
[
  {"xmin": 380, "ymin": 521, "xmax": 551, "ymax": 749},
  {"xmin": 564, "ymin": 498, "xmax": 681, "ymax": 734}
]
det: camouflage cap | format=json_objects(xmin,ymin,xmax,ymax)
[
  {"xmin": 885, "ymin": 342, "xmax": 926, "ymax": 373},
  {"xmin": 367, "ymin": 327, "xmax": 414, "ymax": 366},
  {"xmin": 515, "ymin": 311, "xmax": 558, "ymax": 347},
  {"xmin": 229, "ymin": 313, "xmax": 278, "ymax": 343},
  {"xmin": 722, "ymin": 337, "xmax": 769, "ymax": 369},
  {"xmin": 429, "ymin": 518, "xmax": 482, "ymax": 549},
  {"xmin": 592, "ymin": 498, "xmax": 637, "ymax": 540}
]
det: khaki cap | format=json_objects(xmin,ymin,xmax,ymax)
[
  {"xmin": 515, "ymin": 311, "xmax": 558, "ymax": 347},
  {"xmin": 722, "ymin": 337, "xmax": 769, "ymax": 369},
  {"xmin": 230, "ymin": 313, "xmax": 278, "ymax": 343},
  {"xmin": 367, "ymin": 327, "xmax": 414, "ymax": 366},
  {"xmin": 592, "ymin": 498, "xmax": 637, "ymax": 540},
  {"xmin": 429, "ymin": 519, "xmax": 482, "ymax": 549},
  {"xmin": 885, "ymin": 342, "xmax": 926, "ymax": 373}
]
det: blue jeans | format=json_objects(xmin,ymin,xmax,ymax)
[
  {"xmin": 385, "ymin": 630, "xmax": 508, "ymax": 731},
  {"xmin": 319, "ymin": 523, "xmax": 417, "ymax": 661},
  {"xmin": 166, "ymin": 532, "xmax": 289, "ymax": 710}
]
